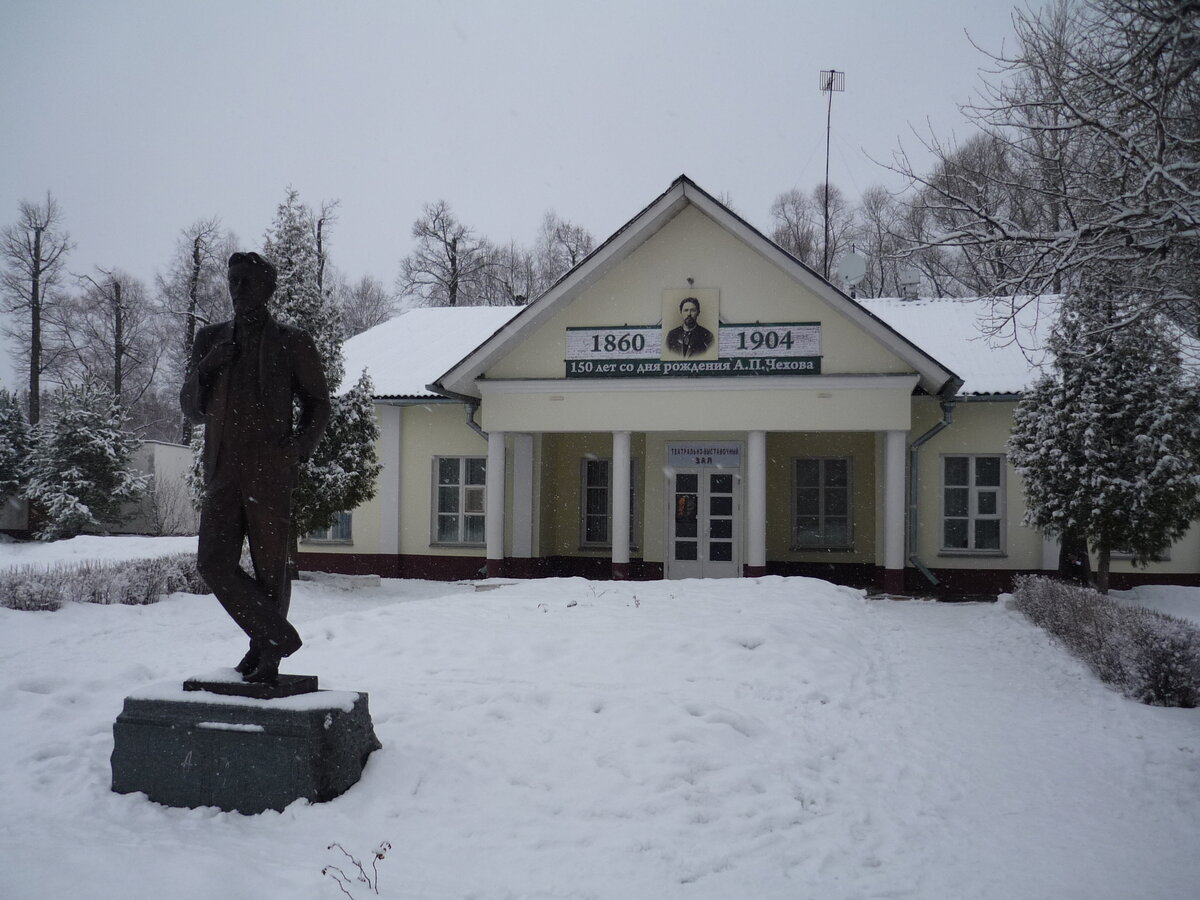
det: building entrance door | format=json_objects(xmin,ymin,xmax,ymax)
[{"xmin": 666, "ymin": 468, "xmax": 741, "ymax": 579}]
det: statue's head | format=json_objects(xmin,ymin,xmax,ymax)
[{"xmin": 228, "ymin": 252, "xmax": 277, "ymax": 315}]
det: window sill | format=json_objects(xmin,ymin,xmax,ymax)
[
  {"xmin": 430, "ymin": 542, "xmax": 486, "ymax": 549},
  {"xmin": 301, "ymin": 539, "xmax": 353, "ymax": 546},
  {"xmin": 937, "ymin": 550, "xmax": 1007, "ymax": 558}
]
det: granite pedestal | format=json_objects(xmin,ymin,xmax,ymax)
[{"xmin": 111, "ymin": 670, "xmax": 381, "ymax": 814}]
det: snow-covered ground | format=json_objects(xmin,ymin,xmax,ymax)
[
  {"xmin": 1111, "ymin": 584, "xmax": 1200, "ymax": 626},
  {"xmin": 0, "ymin": 533, "xmax": 196, "ymax": 565},
  {"xmin": 1, "ymin": 538, "xmax": 1198, "ymax": 899}
]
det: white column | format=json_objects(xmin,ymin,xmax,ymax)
[
  {"xmin": 612, "ymin": 431, "xmax": 632, "ymax": 568},
  {"xmin": 377, "ymin": 405, "xmax": 402, "ymax": 556},
  {"xmin": 883, "ymin": 430, "xmax": 907, "ymax": 575},
  {"xmin": 486, "ymin": 430, "xmax": 506, "ymax": 566},
  {"xmin": 512, "ymin": 433, "xmax": 534, "ymax": 559},
  {"xmin": 1042, "ymin": 533, "xmax": 1059, "ymax": 571},
  {"xmin": 746, "ymin": 430, "xmax": 767, "ymax": 572}
]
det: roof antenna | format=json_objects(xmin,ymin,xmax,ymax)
[{"xmin": 819, "ymin": 69, "xmax": 845, "ymax": 281}]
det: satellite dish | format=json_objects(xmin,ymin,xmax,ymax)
[{"xmin": 836, "ymin": 251, "xmax": 867, "ymax": 286}]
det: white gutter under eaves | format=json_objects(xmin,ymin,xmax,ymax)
[{"xmin": 425, "ymin": 383, "xmax": 488, "ymax": 441}]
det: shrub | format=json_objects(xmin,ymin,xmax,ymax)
[
  {"xmin": 1, "ymin": 569, "xmax": 63, "ymax": 611},
  {"xmin": 0, "ymin": 552, "xmax": 208, "ymax": 611},
  {"xmin": 1012, "ymin": 575, "xmax": 1200, "ymax": 707}
]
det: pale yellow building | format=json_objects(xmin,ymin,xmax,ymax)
[{"xmin": 299, "ymin": 176, "xmax": 1200, "ymax": 594}]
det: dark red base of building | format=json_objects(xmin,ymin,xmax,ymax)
[{"xmin": 296, "ymin": 551, "xmax": 1200, "ymax": 596}]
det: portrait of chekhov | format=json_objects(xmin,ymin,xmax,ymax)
[{"xmin": 661, "ymin": 288, "xmax": 719, "ymax": 360}]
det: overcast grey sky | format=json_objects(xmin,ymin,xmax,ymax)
[{"xmin": 0, "ymin": 0, "xmax": 1025, "ymax": 391}]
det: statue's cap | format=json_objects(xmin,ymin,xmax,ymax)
[{"xmin": 228, "ymin": 252, "xmax": 277, "ymax": 291}]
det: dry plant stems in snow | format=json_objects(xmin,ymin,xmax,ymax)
[{"xmin": 322, "ymin": 841, "xmax": 392, "ymax": 899}]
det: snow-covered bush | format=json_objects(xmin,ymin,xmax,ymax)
[
  {"xmin": 0, "ymin": 552, "xmax": 207, "ymax": 611},
  {"xmin": 0, "ymin": 567, "xmax": 63, "ymax": 611},
  {"xmin": 1123, "ymin": 610, "xmax": 1200, "ymax": 709},
  {"xmin": 1012, "ymin": 575, "xmax": 1200, "ymax": 707}
]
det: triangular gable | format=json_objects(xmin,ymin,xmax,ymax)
[{"xmin": 432, "ymin": 175, "xmax": 962, "ymax": 398}]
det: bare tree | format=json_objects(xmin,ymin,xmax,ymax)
[
  {"xmin": 313, "ymin": 198, "xmax": 340, "ymax": 301},
  {"xmin": 891, "ymin": 0, "xmax": 1200, "ymax": 332},
  {"xmin": 894, "ymin": 202, "xmax": 973, "ymax": 299},
  {"xmin": 533, "ymin": 211, "xmax": 594, "ymax": 293},
  {"xmin": 337, "ymin": 273, "xmax": 398, "ymax": 336},
  {"xmin": 0, "ymin": 193, "xmax": 73, "ymax": 424},
  {"xmin": 156, "ymin": 217, "xmax": 234, "ymax": 441},
  {"xmin": 397, "ymin": 200, "xmax": 493, "ymax": 307},
  {"xmin": 769, "ymin": 188, "xmax": 820, "ymax": 266},
  {"xmin": 145, "ymin": 471, "xmax": 198, "ymax": 535},
  {"xmin": 482, "ymin": 240, "xmax": 537, "ymax": 306},
  {"xmin": 851, "ymin": 185, "xmax": 905, "ymax": 298},
  {"xmin": 769, "ymin": 184, "xmax": 855, "ymax": 275},
  {"xmin": 58, "ymin": 268, "xmax": 164, "ymax": 417}
]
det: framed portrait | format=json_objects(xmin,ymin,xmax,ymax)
[{"xmin": 661, "ymin": 288, "xmax": 719, "ymax": 361}]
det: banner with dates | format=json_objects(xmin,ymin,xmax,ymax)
[{"xmin": 565, "ymin": 323, "xmax": 821, "ymax": 378}]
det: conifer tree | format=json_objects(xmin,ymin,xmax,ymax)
[
  {"xmin": 262, "ymin": 187, "xmax": 345, "ymax": 388},
  {"xmin": 0, "ymin": 389, "xmax": 30, "ymax": 502},
  {"xmin": 24, "ymin": 382, "xmax": 148, "ymax": 540},
  {"xmin": 293, "ymin": 370, "xmax": 381, "ymax": 538},
  {"xmin": 259, "ymin": 188, "xmax": 379, "ymax": 546},
  {"xmin": 1008, "ymin": 281, "xmax": 1200, "ymax": 592}
]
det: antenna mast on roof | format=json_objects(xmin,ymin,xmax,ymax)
[{"xmin": 819, "ymin": 69, "xmax": 845, "ymax": 281}]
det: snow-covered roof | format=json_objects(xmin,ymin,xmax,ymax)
[
  {"xmin": 343, "ymin": 296, "xmax": 1055, "ymax": 402},
  {"xmin": 859, "ymin": 296, "xmax": 1053, "ymax": 396},
  {"xmin": 341, "ymin": 306, "xmax": 522, "ymax": 399}
]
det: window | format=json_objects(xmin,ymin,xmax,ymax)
[
  {"xmin": 1113, "ymin": 546, "xmax": 1171, "ymax": 562},
  {"xmin": 580, "ymin": 458, "xmax": 639, "ymax": 549},
  {"xmin": 792, "ymin": 457, "xmax": 852, "ymax": 549},
  {"xmin": 433, "ymin": 456, "xmax": 486, "ymax": 544},
  {"xmin": 305, "ymin": 511, "xmax": 352, "ymax": 543},
  {"xmin": 942, "ymin": 455, "xmax": 1004, "ymax": 552}
]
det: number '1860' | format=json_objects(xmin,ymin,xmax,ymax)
[{"xmin": 591, "ymin": 333, "xmax": 646, "ymax": 353}]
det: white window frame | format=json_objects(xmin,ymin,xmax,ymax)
[
  {"xmin": 940, "ymin": 454, "xmax": 1006, "ymax": 554},
  {"xmin": 1112, "ymin": 547, "xmax": 1172, "ymax": 562},
  {"xmin": 791, "ymin": 457, "xmax": 854, "ymax": 550},
  {"xmin": 431, "ymin": 456, "xmax": 486, "ymax": 546},
  {"xmin": 304, "ymin": 511, "xmax": 353, "ymax": 544},
  {"xmin": 579, "ymin": 457, "xmax": 639, "ymax": 551}
]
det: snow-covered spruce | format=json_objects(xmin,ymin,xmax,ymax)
[
  {"xmin": 0, "ymin": 388, "xmax": 30, "ymax": 502},
  {"xmin": 260, "ymin": 189, "xmax": 380, "ymax": 543},
  {"xmin": 1008, "ymin": 282, "xmax": 1200, "ymax": 592},
  {"xmin": 22, "ymin": 382, "xmax": 148, "ymax": 541},
  {"xmin": 295, "ymin": 369, "xmax": 381, "ymax": 539}
]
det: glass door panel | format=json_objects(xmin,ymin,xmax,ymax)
[
  {"xmin": 667, "ymin": 469, "xmax": 740, "ymax": 579},
  {"xmin": 707, "ymin": 473, "xmax": 735, "ymax": 564}
]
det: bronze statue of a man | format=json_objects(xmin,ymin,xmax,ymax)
[{"xmin": 180, "ymin": 252, "xmax": 330, "ymax": 684}]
